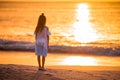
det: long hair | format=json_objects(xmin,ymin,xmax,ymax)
[{"xmin": 35, "ymin": 13, "xmax": 46, "ymax": 34}]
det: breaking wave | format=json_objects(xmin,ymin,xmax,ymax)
[{"xmin": 0, "ymin": 39, "xmax": 120, "ymax": 56}]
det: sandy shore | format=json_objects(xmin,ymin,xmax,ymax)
[{"xmin": 0, "ymin": 64, "xmax": 120, "ymax": 80}]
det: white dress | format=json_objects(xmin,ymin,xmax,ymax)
[{"xmin": 35, "ymin": 26, "xmax": 51, "ymax": 57}]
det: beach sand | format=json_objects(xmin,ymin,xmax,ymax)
[{"xmin": 0, "ymin": 64, "xmax": 120, "ymax": 80}]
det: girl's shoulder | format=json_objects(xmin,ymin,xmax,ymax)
[
  {"xmin": 44, "ymin": 26, "xmax": 49, "ymax": 30},
  {"xmin": 44, "ymin": 26, "xmax": 48, "ymax": 28},
  {"xmin": 45, "ymin": 26, "xmax": 51, "ymax": 35}
]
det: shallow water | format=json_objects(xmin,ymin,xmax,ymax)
[{"xmin": 0, "ymin": 51, "xmax": 120, "ymax": 66}]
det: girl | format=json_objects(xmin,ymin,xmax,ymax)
[{"xmin": 34, "ymin": 13, "xmax": 51, "ymax": 71}]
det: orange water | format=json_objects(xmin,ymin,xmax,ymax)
[
  {"xmin": 0, "ymin": 2, "xmax": 120, "ymax": 47},
  {"xmin": 0, "ymin": 51, "xmax": 120, "ymax": 66}
]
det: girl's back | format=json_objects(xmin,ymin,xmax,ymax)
[{"xmin": 36, "ymin": 26, "xmax": 48, "ymax": 45}]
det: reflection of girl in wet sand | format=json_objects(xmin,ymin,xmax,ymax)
[{"xmin": 34, "ymin": 13, "xmax": 51, "ymax": 71}]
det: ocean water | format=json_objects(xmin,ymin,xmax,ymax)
[{"xmin": 0, "ymin": 2, "xmax": 120, "ymax": 55}]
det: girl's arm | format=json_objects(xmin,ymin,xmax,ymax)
[
  {"xmin": 34, "ymin": 27, "xmax": 37, "ymax": 40},
  {"xmin": 47, "ymin": 35, "xmax": 49, "ymax": 49},
  {"xmin": 34, "ymin": 31, "xmax": 37, "ymax": 40},
  {"xmin": 46, "ymin": 26, "xmax": 50, "ymax": 49}
]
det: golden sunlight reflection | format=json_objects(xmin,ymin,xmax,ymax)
[
  {"xmin": 61, "ymin": 56, "xmax": 98, "ymax": 66},
  {"xmin": 73, "ymin": 4, "xmax": 99, "ymax": 43}
]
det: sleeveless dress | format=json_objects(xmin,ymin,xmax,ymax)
[{"xmin": 35, "ymin": 26, "xmax": 51, "ymax": 57}]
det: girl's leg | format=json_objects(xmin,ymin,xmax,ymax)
[
  {"xmin": 42, "ymin": 56, "xmax": 45, "ymax": 69},
  {"xmin": 37, "ymin": 56, "xmax": 41, "ymax": 69}
]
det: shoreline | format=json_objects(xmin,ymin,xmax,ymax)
[{"xmin": 47, "ymin": 65, "xmax": 120, "ymax": 71}]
